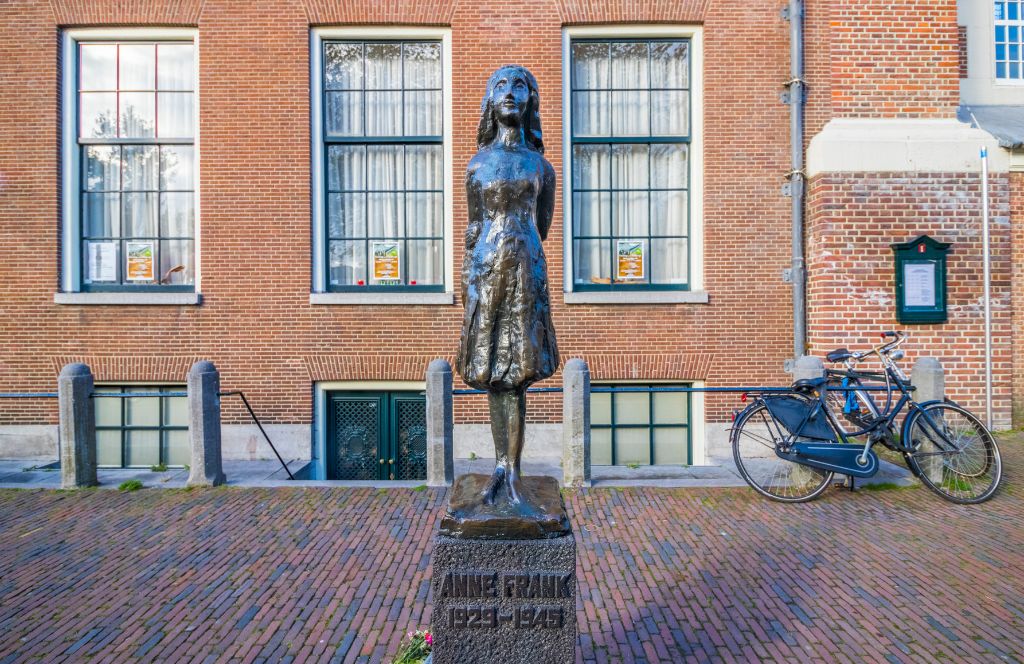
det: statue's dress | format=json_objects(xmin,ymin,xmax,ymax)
[{"xmin": 457, "ymin": 150, "xmax": 558, "ymax": 392}]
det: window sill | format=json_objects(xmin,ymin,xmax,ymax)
[
  {"xmin": 54, "ymin": 292, "xmax": 202, "ymax": 306},
  {"xmin": 310, "ymin": 291, "xmax": 455, "ymax": 306},
  {"xmin": 563, "ymin": 290, "xmax": 709, "ymax": 305}
]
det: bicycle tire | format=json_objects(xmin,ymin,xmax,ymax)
[
  {"xmin": 905, "ymin": 402, "xmax": 1002, "ymax": 504},
  {"xmin": 731, "ymin": 400, "xmax": 834, "ymax": 503}
]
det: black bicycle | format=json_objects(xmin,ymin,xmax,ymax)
[{"xmin": 730, "ymin": 331, "xmax": 1003, "ymax": 504}]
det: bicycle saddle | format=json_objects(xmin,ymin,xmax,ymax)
[
  {"xmin": 792, "ymin": 376, "xmax": 827, "ymax": 391},
  {"xmin": 826, "ymin": 348, "xmax": 854, "ymax": 363}
]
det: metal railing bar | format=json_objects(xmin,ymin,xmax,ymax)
[{"xmin": 219, "ymin": 391, "xmax": 295, "ymax": 481}]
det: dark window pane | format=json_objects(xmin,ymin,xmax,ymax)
[
  {"xmin": 160, "ymin": 146, "xmax": 194, "ymax": 190},
  {"xmin": 328, "ymin": 144, "xmax": 366, "ymax": 192},
  {"xmin": 123, "ymin": 193, "xmax": 158, "ymax": 237},
  {"xmin": 326, "ymin": 91, "xmax": 363, "ymax": 136},
  {"xmin": 403, "ymin": 42, "xmax": 441, "ymax": 89},
  {"xmin": 329, "ymin": 240, "xmax": 366, "ymax": 286},
  {"xmin": 328, "ymin": 193, "xmax": 367, "ymax": 238},
  {"xmin": 325, "ymin": 42, "xmax": 363, "ymax": 90},
  {"xmin": 123, "ymin": 145, "xmax": 159, "ymax": 191},
  {"xmin": 159, "ymin": 239, "xmax": 194, "ymax": 285},
  {"xmin": 365, "ymin": 43, "xmax": 402, "ymax": 89},
  {"xmin": 85, "ymin": 146, "xmax": 121, "ymax": 191},
  {"xmin": 650, "ymin": 41, "xmax": 689, "ymax": 88},
  {"xmin": 83, "ymin": 193, "xmax": 120, "ymax": 237}
]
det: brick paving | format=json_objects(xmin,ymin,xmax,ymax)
[{"xmin": 1, "ymin": 437, "xmax": 1023, "ymax": 663}]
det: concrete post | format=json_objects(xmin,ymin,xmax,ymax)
[
  {"xmin": 426, "ymin": 359, "xmax": 454, "ymax": 487},
  {"xmin": 58, "ymin": 363, "xmax": 98, "ymax": 489},
  {"xmin": 911, "ymin": 357, "xmax": 945, "ymax": 483},
  {"xmin": 791, "ymin": 355, "xmax": 825, "ymax": 485},
  {"xmin": 187, "ymin": 360, "xmax": 226, "ymax": 487},
  {"xmin": 793, "ymin": 355, "xmax": 825, "ymax": 383},
  {"xmin": 562, "ymin": 358, "xmax": 591, "ymax": 487}
]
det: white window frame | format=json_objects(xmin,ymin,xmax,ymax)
[
  {"xmin": 562, "ymin": 25, "xmax": 706, "ymax": 305},
  {"xmin": 994, "ymin": 0, "xmax": 1024, "ymax": 84},
  {"xmin": 310, "ymin": 26, "xmax": 455, "ymax": 305},
  {"xmin": 58, "ymin": 27, "xmax": 202, "ymax": 306}
]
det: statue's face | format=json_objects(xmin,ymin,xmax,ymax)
[{"xmin": 489, "ymin": 69, "xmax": 530, "ymax": 126}]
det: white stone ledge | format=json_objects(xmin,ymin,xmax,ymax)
[
  {"xmin": 807, "ymin": 118, "xmax": 1010, "ymax": 176},
  {"xmin": 54, "ymin": 292, "xmax": 201, "ymax": 306},
  {"xmin": 562, "ymin": 290, "xmax": 709, "ymax": 305},
  {"xmin": 309, "ymin": 291, "xmax": 455, "ymax": 306}
]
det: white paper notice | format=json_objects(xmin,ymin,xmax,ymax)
[
  {"xmin": 903, "ymin": 262, "xmax": 936, "ymax": 308},
  {"xmin": 87, "ymin": 242, "xmax": 117, "ymax": 282}
]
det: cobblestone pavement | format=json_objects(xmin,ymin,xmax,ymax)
[{"xmin": 1, "ymin": 436, "xmax": 1022, "ymax": 663}]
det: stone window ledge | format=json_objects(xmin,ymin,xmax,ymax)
[
  {"xmin": 310, "ymin": 292, "xmax": 455, "ymax": 306},
  {"xmin": 54, "ymin": 292, "xmax": 202, "ymax": 306},
  {"xmin": 562, "ymin": 291, "xmax": 709, "ymax": 305}
]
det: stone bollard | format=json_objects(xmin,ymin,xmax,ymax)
[
  {"xmin": 426, "ymin": 359, "xmax": 454, "ymax": 487},
  {"xmin": 562, "ymin": 358, "xmax": 591, "ymax": 487},
  {"xmin": 791, "ymin": 356, "xmax": 826, "ymax": 485},
  {"xmin": 187, "ymin": 361, "xmax": 226, "ymax": 487},
  {"xmin": 911, "ymin": 357, "xmax": 945, "ymax": 484},
  {"xmin": 58, "ymin": 363, "xmax": 98, "ymax": 489}
]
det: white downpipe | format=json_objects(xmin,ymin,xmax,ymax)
[{"xmin": 980, "ymin": 147, "xmax": 993, "ymax": 428}]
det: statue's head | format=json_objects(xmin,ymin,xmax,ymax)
[{"xmin": 477, "ymin": 65, "xmax": 544, "ymax": 154}]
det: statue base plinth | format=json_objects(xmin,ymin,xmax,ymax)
[
  {"xmin": 438, "ymin": 473, "xmax": 571, "ymax": 540},
  {"xmin": 430, "ymin": 531, "xmax": 576, "ymax": 664}
]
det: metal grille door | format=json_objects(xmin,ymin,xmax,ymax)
[{"xmin": 327, "ymin": 391, "xmax": 427, "ymax": 481}]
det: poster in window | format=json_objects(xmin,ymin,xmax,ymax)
[
  {"xmin": 87, "ymin": 241, "xmax": 117, "ymax": 282},
  {"xmin": 903, "ymin": 262, "xmax": 936, "ymax": 307},
  {"xmin": 372, "ymin": 241, "xmax": 401, "ymax": 284},
  {"xmin": 126, "ymin": 242, "xmax": 155, "ymax": 281},
  {"xmin": 616, "ymin": 240, "xmax": 645, "ymax": 281}
]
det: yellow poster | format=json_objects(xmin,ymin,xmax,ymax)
[
  {"xmin": 126, "ymin": 242, "xmax": 155, "ymax": 281},
  {"xmin": 616, "ymin": 240, "xmax": 644, "ymax": 281},
  {"xmin": 372, "ymin": 241, "xmax": 401, "ymax": 283}
]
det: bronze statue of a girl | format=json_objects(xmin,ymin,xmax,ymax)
[{"xmin": 446, "ymin": 65, "xmax": 566, "ymax": 537}]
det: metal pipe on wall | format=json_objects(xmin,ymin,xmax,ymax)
[
  {"xmin": 787, "ymin": 0, "xmax": 807, "ymax": 362},
  {"xmin": 980, "ymin": 147, "xmax": 993, "ymax": 427}
]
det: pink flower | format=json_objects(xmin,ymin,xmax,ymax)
[{"xmin": 424, "ymin": 632, "xmax": 433, "ymax": 647}]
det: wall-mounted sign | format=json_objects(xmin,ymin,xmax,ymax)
[
  {"xmin": 372, "ymin": 241, "xmax": 401, "ymax": 284},
  {"xmin": 126, "ymin": 242, "xmax": 155, "ymax": 281},
  {"xmin": 891, "ymin": 234, "xmax": 950, "ymax": 324},
  {"xmin": 616, "ymin": 240, "xmax": 645, "ymax": 281}
]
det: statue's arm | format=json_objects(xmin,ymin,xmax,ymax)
[
  {"xmin": 462, "ymin": 168, "xmax": 484, "ymax": 304},
  {"xmin": 536, "ymin": 159, "xmax": 556, "ymax": 242}
]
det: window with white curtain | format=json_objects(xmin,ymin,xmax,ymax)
[
  {"xmin": 570, "ymin": 39, "xmax": 691, "ymax": 290},
  {"xmin": 323, "ymin": 41, "xmax": 444, "ymax": 291},
  {"xmin": 995, "ymin": 1, "xmax": 1024, "ymax": 80},
  {"xmin": 76, "ymin": 40, "xmax": 196, "ymax": 290}
]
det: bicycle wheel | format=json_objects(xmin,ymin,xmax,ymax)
[
  {"xmin": 905, "ymin": 402, "xmax": 1002, "ymax": 504},
  {"xmin": 731, "ymin": 401, "xmax": 834, "ymax": 503}
]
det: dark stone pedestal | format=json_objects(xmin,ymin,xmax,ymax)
[
  {"xmin": 431, "ymin": 533, "xmax": 576, "ymax": 664},
  {"xmin": 439, "ymin": 474, "xmax": 571, "ymax": 539}
]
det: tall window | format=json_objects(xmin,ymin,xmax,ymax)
[
  {"xmin": 322, "ymin": 41, "xmax": 444, "ymax": 291},
  {"xmin": 95, "ymin": 386, "xmax": 188, "ymax": 468},
  {"xmin": 995, "ymin": 1, "xmax": 1024, "ymax": 80},
  {"xmin": 570, "ymin": 39, "xmax": 691, "ymax": 290},
  {"xmin": 77, "ymin": 41, "xmax": 196, "ymax": 289},
  {"xmin": 591, "ymin": 385, "xmax": 691, "ymax": 466}
]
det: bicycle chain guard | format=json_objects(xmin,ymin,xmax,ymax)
[{"xmin": 776, "ymin": 443, "xmax": 880, "ymax": 478}]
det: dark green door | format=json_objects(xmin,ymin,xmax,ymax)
[{"xmin": 326, "ymin": 391, "xmax": 427, "ymax": 481}]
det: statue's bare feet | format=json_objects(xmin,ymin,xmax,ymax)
[
  {"xmin": 506, "ymin": 467, "xmax": 538, "ymax": 515},
  {"xmin": 481, "ymin": 465, "xmax": 505, "ymax": 505}
]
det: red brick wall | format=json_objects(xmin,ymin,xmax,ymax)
[
  {"xmin": 806, "ymin": 173, "xmax": 1014, "ymax": 427},
  {"xmin": 829, "ymin": 0, "xmax": 959, "ymax": 118},
  {"xmin": 0, "ymin": 0, "xmax": 984, "ymax": 437},
  {"xmin": 1012, "ymin": 172, "xmax": 1024, "ymax": 427}
]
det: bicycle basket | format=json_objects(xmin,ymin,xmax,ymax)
[{"xmin": 762, "ymin": 395, "xmax": 836, "ymax": 442}]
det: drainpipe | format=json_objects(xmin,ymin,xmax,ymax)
[{"xmin": 783, "ymin": 0, "xmax": 807, "ymax": 362}]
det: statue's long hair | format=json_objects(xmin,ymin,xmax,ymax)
[{"xmin": 476, "ymin": 65, "xmax": 544, "ymax": 154}]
